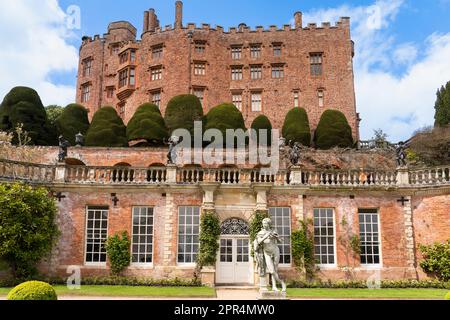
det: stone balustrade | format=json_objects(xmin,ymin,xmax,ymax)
[{"xmin": 0, "ymin": 159, "xmax": 449, "ymax": 188}]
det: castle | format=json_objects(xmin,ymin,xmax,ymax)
[{"xmin": 76, "ymin": 1, "xmax": 359, "ymax": 140}]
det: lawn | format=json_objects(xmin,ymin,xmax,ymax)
[
  {"xmin": 287, "ymin": 288, "xmax": 449, "ymax": 300},
  {"xmin": 0, "ymin": 285, "xmax": 216, "ymax": 298}
]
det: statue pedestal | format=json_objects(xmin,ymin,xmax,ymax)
[{"xmin": 258, "ymin": 290, "xmax": 288, "ymax": 300}]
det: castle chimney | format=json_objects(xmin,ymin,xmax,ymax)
[
  {"xmin": 143, "ymin": 11, "xmax": 149, "ymax": 32},
  {"xmin": 294, "ymin": 12, "xmax": 303, "ymax": 29},
  {"xmin": 148, "ymin": 9, "xmax": 157, "ymax": 32},
  {"xmin": 175, "ymin": 1, "xmax": 183, "ymax": 29}
]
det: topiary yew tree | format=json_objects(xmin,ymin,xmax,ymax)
[
  {"xmin": 315, "ymin": 109, "xmax": 354, "ymax": 149},
  {"xmin": 164, "ymin": 94, "xmax": 204, "ymax": 136},
  {"xmin": 282, "ymin": 108, "xmax": 311, "ymax": 147},
  {"xmin": 85, "ymin": 106, "xmax": 128, "ymax": 147},
  {"xmin": 0, "ymin": 183, "xmax": 59, "ymax": 279},
  {"xmin": 127, "ymin": 103, "xmax": 169, "ymax": 146},
  {"xmin": 55, "ymin": 104, "xmax": 90, "ymax": 145},
  {"xmin": 251, "ymin": 115, "xmax": 272, "ymax": 146},
  {"xmin": 204, "ymin": 103, "xmax": 246, "ymax": 146},
  {"xmin": 0, "ymin": 86, "xmax": 57, "ymax": 146}
]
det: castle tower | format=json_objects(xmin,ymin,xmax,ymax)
[{"xmin": 175, "ymin": 1, "xmax": 183, "ymax": 29}]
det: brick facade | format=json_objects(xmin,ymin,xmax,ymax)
[{"xmin": 76, "ymin": 1, "xmax": 359, "ymax": 141}]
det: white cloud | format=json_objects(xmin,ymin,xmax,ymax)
[
  {"xmin": 303, "ymin": 0, "xmax": 450, "ymax": 141},
  {"xmin": 0, "ymin": 0, "xmax": 78, "ymax": 107}
]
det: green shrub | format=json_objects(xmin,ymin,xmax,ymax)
[
  {"xmin": 315, "ymin": 109, "xmax": 354, "ymax": 149},
  {"xmin": 164, "ymin": 95, "xmax": 204, "ymax": 135},
  {"xmin": 0, "ymin": 86, "xmax": 56, "ymax": 145},
  {"xmin": 251, "ymin": 115, "xmax": 272, "ymax": 146},
  {"xmin": 282, "ymin": 108, "xmax": 311, "ymax": 146},
  {"xmin": 85, "ymin": 107, "xmax": 128, "ymax": 147},
  {"xmin": 105, "ymin": 231, "xmax": 131, "ymax": 276},
  {"xmin": 197, "ymin": 210, "xmax": 221, "ymax": 268},
  {"xmin": 7, "ymin": 281, "xmax": 57, "ymax": 300},
  {"xmin": 419, "ymin": 240, "xmax": 450, "ymax": 281},
  {"xmin": 127, "ymin": 103, "xmax": 169, "ymax": 146},
  {"xmin": 55, "ymin": 104, "xmax": 90, "ymax": 145},
  {"xmin": 288, "ymin": 279, "xmax": 450, "ymax": 289},
  {"xmin": 0, "ymin": 183, "xmax": 59, "ymax": 279},
  {"xmin": 204, "ymin": 103, "xmax": 246, "ymax": 146}
]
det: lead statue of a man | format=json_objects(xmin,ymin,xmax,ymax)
[{"xmin": 254, "ymin": 218, "xmax": 287, "ymax": 293}]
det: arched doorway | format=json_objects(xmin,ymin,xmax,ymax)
[{"xmin": 216, "ymin": 218, "xmax": 253, "ymax": 285}]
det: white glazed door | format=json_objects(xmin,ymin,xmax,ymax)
[{"xmin": 216, "ymin": 237, "xmax": 251, "ymax": 284}]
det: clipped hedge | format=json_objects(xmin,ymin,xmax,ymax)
[
  {"xmin": 85, "ymin": 107, "xmax": 128, "ymax": 147},
  {"xmin": 282, "ymin": 108, "xmax": 311, "ymax": 147},
  {"xmin": 204, "ymin": 103, "xmax": 246, "ymax": 146},
  {"xmin": 164, "ymin": 94, "xmax": 204, "ymax": 135},
  {"xmin": 55, "ymin": 103, "xmax": 90, "ymax": 145},
  {"xmin": 127, "ymin": 103, "xmax": 168, "ymax": 146},
  {"xmin": 315, "ymin": 109, "xmax": 354, "ymax": 149},
  {"xmin": 7, "ymin": 281, "xmax": 57, "ymax": 300},
  {"xmin": 251, "ymin": 115, "xmax": 272, "ymax": 146},
  {"xmin": 288, "ymin": 279, "xmax": 450, "ymax": 289},
  {"xmin": 0, "ymin": 86, "xmax": 56, "ymax": 145}
]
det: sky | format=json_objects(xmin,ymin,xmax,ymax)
[{"xmin": 0, "ymin": 0, "xmax": 449, "ymax": 142}]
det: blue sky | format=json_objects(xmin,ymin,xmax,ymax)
[{"xmin": 0, "ymin": 0, "xmax": 449, "ymax": 141}]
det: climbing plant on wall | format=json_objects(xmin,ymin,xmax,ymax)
[
  {"xmin": 291, "ymin": 219, "xmax": 317, "ymax": 281},
  {"xmin": 197, "ymin": 210, "xmax": 221, "ymax": 268}
]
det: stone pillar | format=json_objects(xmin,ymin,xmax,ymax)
[
  {"xmin": 294, "ymin": 195, "xmax": 305, "ymax": 224},
  {"xmin": 166, "ymin": 164, "xmax": 177, "ymax": 184},
  {"xmin": 175, "ymin": 1, "xmax": 183, "ymax": 29},
  {"xmin": 163, "ymin": 193, "xmax": 175, "ymax": 265},
  {"xmin": 294, "ymin": 12, "xmax": 303, "ymax": 29},
  {"xmin": 290, "ymin": 166, "xmax": 303, "ymax": 185},
  {"xmin": 148, "ymin": 9, "xmax": 157, "ymax": 32},
  {"xmin": 396, "ymin": 167, "xmax": 410, "ymax": 186},
  {"xmin": 401, "ymin": 196, "xmax": 416, "ymax": 273},
  {"xmin": 143, "ymin": 11, "xmax": 149, "ymax": 33},
  {"xmin": 55, "ymin": 164, "xmax": 66, "ymax": 183}
]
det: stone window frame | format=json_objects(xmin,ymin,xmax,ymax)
[
  {"xmin": 118, "ymin": 67, "xmax": 136, "ymax": 88},
  {"xmin": 151, "ymin": 44, "xmax": 164, "ymax": 59},
  {"xmin": 250, "ymin": 64, "xmax": 263, "ymax": 80},
  {"xmin": 193, "ymin": 61, "xmax": 207, "ymax": 76},
  {"xmin": 231, "ymin": 91, "xmax": 243, "ymax": 111},
  {"xmin": 150, "ymin": 65, "xmax": 163, "ymax": 81},
  {"xmin": 358, "ymin": 208, "xmax": 383, "ymax": 268},
  {"xmin": 81, "ymin": 82, "xmax": 91, "ymax": 103},
  {"xmin": 84, "ymin": 206, "xmax": 109, "ymax": 266},
  {"xmin": 250, "ymin": 91, "xmax": 263, "ymax": 112},
  {"xmin": 231, "ymin": 45, "xmax": 243, "ymax": 60},
  {"xmin": 110, "ymin": 43, "xmax": 120, "ymax": 56},
  {"xmin": 131, "ymin": 206, "xmax": 155, "ymax": 266},
  {"xmin": 119, "ymin": 51, "xmax": 129, "ymax": 64},
  {"xmin": 250, "ymin": 43, "xmax": 262, "ymax": 59},
  {"xmin": 117, "ymin": 101, "xmax": 125, "ymax": 117},
  {"xmin": 194, "ymin": 40, "xmax": 207, "ymax": 53},
  {"xmin": 269, "ymin": 207, "xmax": 292, "ymax": 266},
  {"xmin": 231, "ymin": 65, "xmax": 243, "ymax": 81},
  {"xmin": 106, "ymin": 86, "xmax": 115, "ymax": 99},
  {"xmin": 177, "ymin": 206, "xmax": 201, "ymax": 265},
  {"xmin": 193, "ymin": 86, "xmax": 206, "ymax": 107},
  {"xmin": 82, "ymin": 57, "xmax": 93, "ymax": 77},
  {"xmin": 317, "ymin": 88, "xmax": 325, "ymax": 107},
  {"xmin": 150, "ymin": 89, "xmax": 162, "ymax": 108},
  {"xmin": 293, "ymin": 90, "xmax": 300, "ymax": 108},
  {"xmin": 272, "ymin": 42, "xmax": 283, "ymax": 56},
  {"xmin": 310, "ymin": 52, "xmax": 324, "ymax": 76},
  {"xmin": 313, "ymin": 208, "xmax": 337, "ymax": 267},
  {"xmin": 271, "ymin": 64, "xmax": 285, "ymax": 79}
]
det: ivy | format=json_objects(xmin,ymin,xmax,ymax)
[
  {"xmin": 249, "ymin": 210, "xmax": 270, "ymax": 257},
  {"xmin": 291, "ymin": 220, "xmax": 316, "ymax": 280},
  {"xmin": 338, "ymin": 215, "xmax": 361, "ymax": 280},
  {"xmin": 197, "ymin": 210, "xmax": 221, "ymax": 268},
  {"xmin": 419, "ymin": 240, "xmax": 450, "ymax": 281},
  {"xmin": 105, "ymin": 231, "xmax": 131, "ymax": 276}
]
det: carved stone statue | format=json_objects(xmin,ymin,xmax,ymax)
[
  {"xmin": 75, "ymin": 132, "xmax": 84, "ymax": 147},
  {"xmin": 58, "ymin": 135, "xmax": 70, "ymax": 162},
  {"xmin": 166, "ymin": 136, "xmax": 180, "ymax": 165},
  {"xmin": 288, "ymin": 141, "xmax": 301, "ymax": 166},
  {"xmin": 396, "ymin": 141, "xmax": 407, "ymax": 167},
  {"xmin": 254, "ymin": 218, "xmax": 287, "ymax": 293}
]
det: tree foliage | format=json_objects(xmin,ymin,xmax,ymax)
[
  {"xmin": 0, "ymin": 183, "xmax": 59, "ymax": 279},
  {"xmin": 419, "ymin": 240, "xmax": 450, "ymax": 282},
  {"xmin": 408, "ymin": 126, "xmax": 450, "ymax": 166},
  {"xmin": 126, "ymin": 103, "xmax": 168, "ymax": 146},
  {"xmin": 105, "ymin": 231, "xmax": 131, "ymax": 276},
  {"xmin": 164, "ymin": 95, "xmax": 204, "ymax": 136},
  {"xmin": 0, "ymin": 87, "xmax": 56, "ymax": 146},
  {"xmin": 282, "ymin": 108, "xmax": 311, "ymax": 146},
  {"xmin": 434, "ymin": 81, "xmax": 450, "ymax": 127},
  {"xmin": 291, "ymin": 220, "xmax": 316, "ymax": 280},
  {"xmin": 55, "ymin": 104, "xmax": 90, "ymax": 145},
  {"xmin": 251, "ymin": 115, "xmax": 272, "ymax": 146},
  {"xmin": 315, "ymin": 110, "xmax": 354, "ymax": 149},
  {"xmin": 45, "ymin": 105, "xmax": 64, "ymax": 126},
  {"xmin": 85, "ymin": 107, "xmax": 128, "ymax": 147}
]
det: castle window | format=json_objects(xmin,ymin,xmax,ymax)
[
  {"xmin": 152, "ymin": 44, "xmax": 163, "ymax": 59},
  {"xmin": 250, "ymin": 44, "xmax": 262, "ymax": 58},
  {"xmin": 151, "ymin": 66, "xmax": 163, "ymax": 81},
  {"xmin": 269, "ymin": 207, "xmax": 292, "ymax": 265},
  {"xmin": 131, "ymin": 207, "xmax": 154, "ymax": 264},
  {"xmin": 85, "ymin": 206, "xmax": 109, "ymax": 265},
  {"xmin": 111, "ymin": 44, "xmax": 120, "ymax": 55},
  {"xmin": 293, "ymin": 91, "xmax": 299, "ymax": 107},
  {"xmin": 177, "ymin": 206, "xmax": 200, "ymax": 264},
  {"xmin": 151, "ymin": 90, "xmax": 161, "ymax": 107},
  {"xmin": 250, "ymin": 65, "xmax": 262, "ymax": 80},
  {"xmin": 231, "ymin": 66, "xmax": 243, "ymax": 80},
  {"xmin": 271, "ymin": 64, "xmax": 284, "ymax": 78},
  {"xmin": 359, "ymin": 209, "xmax": 381, "ymax": 265},
  {"xmin": 119, "ymin": 69, "xmax": 128, "ymax": 88},
  {"xmin": 194, "ymin": 62, "xmax": 206, "ymax": 76},
  {"xmin": 81, "ymin": 84, "xmax": 91, "ymax": 103},
  {"xmin": 313, "ymin": 208, "xmax": 336, "ymax": 265},
  {"xmin": 130, "ymin": 49, "xmax": 136, "ymax": 63},
  {"xmin": 193, "ymin": 88, "xmax": 205, "ymax": 106},
  {"xmin": 232, "ymin": 93, "xmax": 243, "ymax": 111},
  {"xmin": 129, "ymin": 68, "xmax": 135, "ymax": 86},
  {"xmin": 119, "ymin": 51, "xmax": 129, "ymax": 64},
  {"xmin": 251, "ymin": 92, "xmax": 262, "ymax": 112},
  {"xmin": 231, "ymin": 46, "xmax": 242, "ymax": 60},
  {"xmin": 310, "ymin": 53, "xmax": 323, "ymax": 76},
  {"xmin": 273, "ymin": 43, "xmax": 282, "ymax": 56},
  {"xmin": 106, "ymin": 86, "xmax": 115, "ymax": 99},
  {"xmin": 117, "ymin": 102, "xmax": 125, "ymax": 117},
  {"xmin": 194, "ymin": 41, "xmax": 206, "ymax": 53},
  {"xmin": 82, "ymin": 58, "xmax": 92, "ymax": 77},
  {"xmin": 318, "ymin": 89, "xmax": 324, "ymax": 107}
]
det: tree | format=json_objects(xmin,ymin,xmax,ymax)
[
  {"xmin": 45, "ymin": 105, "xmax": 64, "ymax": 126},
  {"xmin": 55, "ymin": 104, "xmax": 90, "ymax": 145},
  {"xmin": 164, "ymin": 95, "xmax": 204, "ymax": 136},
  {"xmin": 85, "ymin": 107, "xmax": 128, "ymax": 147},
  {"xmin": 126, "ymin": 103, "xmax": 169, "ymax": 146},
  {"xmin": 105, "ymin": 231, "xmax": 131, "ymax": 276},
  {"xmin": 282, "ymin": 108, "xmax": 311, "ymax": 147},
  {"xmin": 315, "ymin": 110, "xmax": 354, "ymax": 149},
  {"xmin": 0, "ymin": 183, "xmax": 59, "ymax": 279},
  {"xmin": 0, "ymin": 123, "xmax": 39, "ymax": 162},
  {"xmin": 434, "ymin": 81, "xmax": 450, "ymax": 127},
  {"xmin": 251, "ymin": 115, "xmax": 272, "ymax": 146},
  {"xmin": 0, "ymin": 87, "xmax": 57, "ymax": 146},
  {"xmin": 204, "ymin": 103, "xmax": 246, "ymax": 146}
]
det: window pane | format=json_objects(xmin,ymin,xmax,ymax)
[
  {"xmin": 131, "ymin": 207, "xmax": 154, "ymax": 264},
  {"xmin": 359, "ymin": 209, "xmax": 381, "ymax": 265},
  {"xmin": 85, "ymin": 207, "xmax": 108, "ymax": 263},
  {"xmin": 177, "ymin": 206, "xmax": 201, "ymax": 263},
  {"xmin": 313, "ymin": 208, "xmax": 335, "ymax": 265},
  {"xmin": 269, "ymin": 207, "xmax": 291, "ymax": 264}
]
